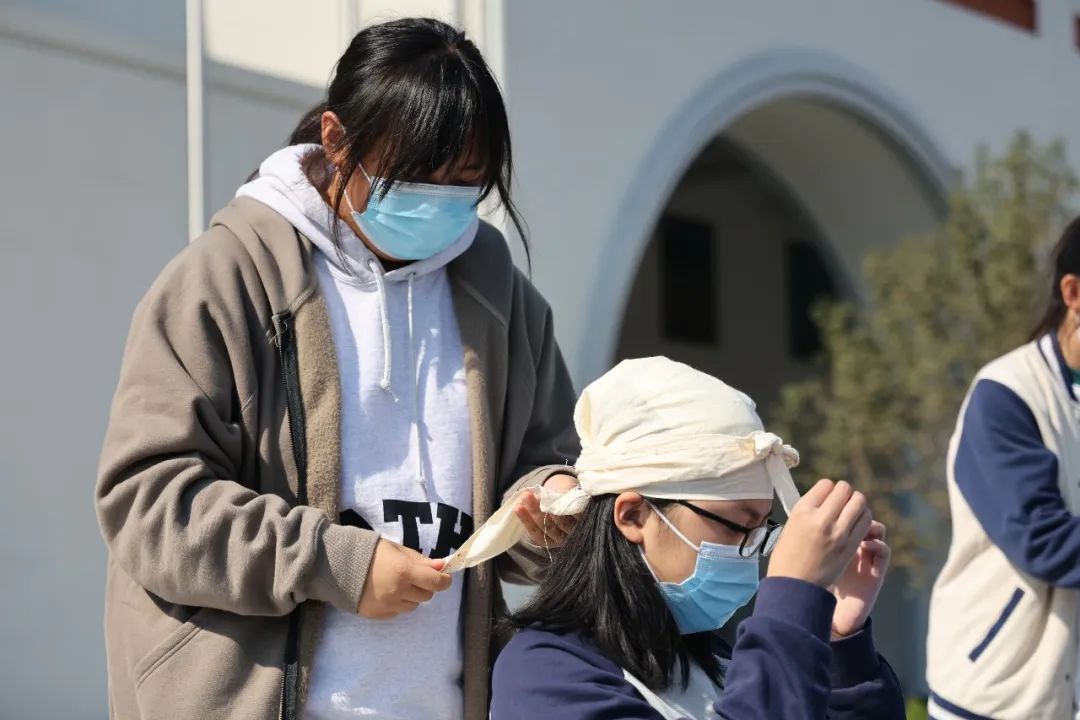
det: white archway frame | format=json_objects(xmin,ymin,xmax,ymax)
[{"xmin": 576, "ymin": 48, "xmax": 955, "ymax": 385}]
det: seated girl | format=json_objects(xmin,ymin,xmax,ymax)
[{"xmin": 444, "ymin": 357, "xmax": 904, "ymax": 720}]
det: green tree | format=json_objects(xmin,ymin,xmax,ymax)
[{"xmin": 772, "ymin": 133, "xmax": 1078, "ymax": 576}]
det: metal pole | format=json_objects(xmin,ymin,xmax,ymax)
[
  {"xmin": 185, "ymin": 0, "xmax": 205, "ymax": 241},
  {"xmin": 341, "ymin": 0, "xmax": 359, "ymax": 51}
]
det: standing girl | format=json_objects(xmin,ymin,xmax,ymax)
[
  {"xmin": 928, "ymin": 217, "xmax": 1080, "ymax": 720},
  {"xmin": 95, "ymin": 17, "xmax": 578, "ymax": 720}
]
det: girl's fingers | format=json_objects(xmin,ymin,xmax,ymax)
[
  {"xmin": 551, "ymin": 514, "xmax": 577, "ymax": 535},
  {"xmin": 403, "ymin": 585, "xmax": 436, "ymax": 604},
  {"xmin": 518, "ymin": 494, "xmax": 576, "ymax": 547},
  {"xmin": 868, "ymin": 539, "xmax": 891, "ymax": 568},
  {"xmin": 856, "ymin": 539, "xmax": 891, "ymax": 576},
  {"xmin": 848, "ymin": 506, "xmax": 874, "ymax": 547},
  {"xmin": 865, "ymin": 521, "xmax": 886, "ymax": 542},
  {"xmin": 859, "ymin": 539, "xmax": 889, "ymax": 556},
  {"xmin": 516, "ymin": 504, "xmax": 544, "ymax": 543},
  {"xmin": 821, "ymin": 481, "xmax": 856, "ymax": 522},
  {"xmin": 520, "ymin": 491, "xmax": 541, "ymax": 511},
  {"xmin": 521, "ymin": 494, "xmax": 548, "ymax": 526},
  {"xmin": 801, "ymin": 479, "xmax": 837, "ymax": 507},
  {"xmin": 835, "ymin": 490, "xmax": 869, "ymax": 537},
  {"xmin": 543, "ymin": 524, "xmax": 568, "ymax": 545},
  {"xmin": 516, "ymin": 500, "xmax": 539, "ymax": 526}
]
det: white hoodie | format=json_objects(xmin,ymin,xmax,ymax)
[{"xmin": 237, "ymin": 145, "xmax": 474, "ymax": 720}]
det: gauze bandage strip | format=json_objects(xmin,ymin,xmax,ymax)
[{"xmin": 440, "ymin": 357, "xmax": 801, "ymax": 573}]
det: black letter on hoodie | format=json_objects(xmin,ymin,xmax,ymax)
[
  {"xmin": 432, "ymin": 504, "xmax": 475, "ymax": 558},
  {"xmin": 383, "ymin": 500, "xmax": 433, "ymax": 552}
]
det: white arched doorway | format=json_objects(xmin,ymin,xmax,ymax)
[{"xmin": 578, "ymin": 48, "xmax": 953, "ymax": 386}]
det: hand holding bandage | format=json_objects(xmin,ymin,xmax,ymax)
[{"xmin": 513, "ymin": 473, "xmax": 578, "ymax": 547}]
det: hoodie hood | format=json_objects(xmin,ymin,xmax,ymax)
[{"xmin": 235, "ymin": 144, "xmax": 477, "ymax": 286}]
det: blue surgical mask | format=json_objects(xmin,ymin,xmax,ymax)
[
  {"xmin": 347, "ymin": 164, "xmax": 481, "ymax": 261},
  {"xmin": 641, "ymin": 501, "xmax": 760, "ymax": 635}
]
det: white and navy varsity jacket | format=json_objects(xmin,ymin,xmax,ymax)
[{"xmin": 927, "ymin": 334, "xmax": 1080, "ymax": 720}]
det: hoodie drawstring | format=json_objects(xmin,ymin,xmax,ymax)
[
  {"xmin": 368, "ymin": 259, "xmax": 396, "ymax": 400},
  {"xmin": 407, "ymin": 272, "xmax": 428, "ymax": 496},
  {"xmin": 368, "ymin": 258, "xmax": 428, "ymax": 498}
]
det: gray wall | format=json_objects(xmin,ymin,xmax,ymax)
[{"xmin": 0, "ymin": 13, "xmax": 317, "ymax": 717}]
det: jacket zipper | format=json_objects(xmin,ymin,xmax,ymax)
[{"xmin": 275, "ymin": 311, "xmax": 307, "ymax": 720}]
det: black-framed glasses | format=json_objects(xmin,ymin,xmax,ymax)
[{"xmin": 673, "ymin": 500, "xmax": 784, "ymax": 558}]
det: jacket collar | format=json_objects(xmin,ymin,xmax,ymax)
[{"xmin": 1038, "ymin": 332, "xmax": 1077, "ymax": 401}]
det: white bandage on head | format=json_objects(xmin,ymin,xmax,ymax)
[{"xmin": 440, "ymin": 357, "xmax": 801, "ymax": 573}]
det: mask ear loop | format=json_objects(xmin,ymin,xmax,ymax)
[
  {"xmin": 542, "ymin": 510, "xmax": 553, "ymax": 564},
  {"xmin": 343, "ymin": 190, "xmax": 359, "ymax": 216},
  {"xmin": 638, "ymin": 546, "xmax": 661, "ymax": 582},
  {"xmin": 357, "ymin": 160, "xmax": 374, "ymax": 184},
  {"xmin": 644, "ymin": 499, "xmax": 701, "ymax": 552}
]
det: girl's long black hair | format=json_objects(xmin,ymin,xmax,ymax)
[
  {"xmin": 1031, "ymin": 216, "xmax": 1080, "ymax": 340},
  {"xmin": 507, "ymin": 496, "xmax": 723, "ymax": 692},
  {"xmin": 285, "ymin": 17, "xmax": 527, "ymax": 260}
]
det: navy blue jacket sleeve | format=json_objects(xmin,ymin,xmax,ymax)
[
  {"xmin": 714, "ymin": 577, "xmax": 903, "ymax": 720},
  {"xmin": 954, "ymin": 378, "xmax": 1080, "ymax": 587},
  {"xmin": 713, "ymin": 578, "xmax": 831, "ymax": 719},
  {"xmin": 826, "ymin": 618, "xmax": 905, "ymax": 720},
  {"xmin": 491, "ymin": 629, "xmax": 663, "ymax": 720}
]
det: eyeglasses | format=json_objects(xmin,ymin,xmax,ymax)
[{"xmin": 672, "ymin": 500, "xmax": 784, "ymax": 558}]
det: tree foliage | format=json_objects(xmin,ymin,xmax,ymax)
[{"xmin": 772, "ymin": 133, "xmax": 1078, "ymax": 575}]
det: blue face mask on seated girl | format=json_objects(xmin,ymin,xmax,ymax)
[
  {"xmin": 347, "ymin": 163, "xmax": 481, "ymax": 261},
  {"xmin": 641, "ymin": 501, "xmax": 761, "ymax": 635}
]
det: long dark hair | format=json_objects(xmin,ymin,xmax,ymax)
[
  {"xmin": 286, "ymin": 17, "xmax": 527, "ymax": 258},
  {"xmin": 507, "ymin": 496, "xmax": 722, "ymax": 692},
  {"xmin": 1030, "ymin": 216, "xmax": 1080, "ymax": 340}
]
